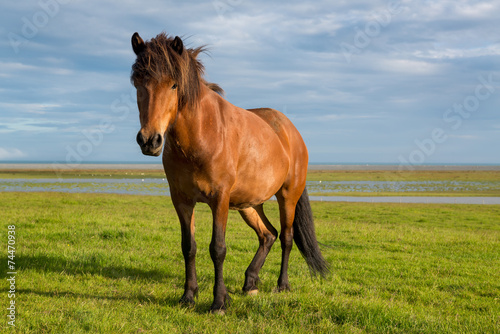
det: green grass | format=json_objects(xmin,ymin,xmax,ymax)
[
  {"xmin": 1, "ymin": 192, "xmax": 499, "ymax": 333},
  {"xmin": 308, "ymin": 191, "xmax": 500, "ymax": 197}
]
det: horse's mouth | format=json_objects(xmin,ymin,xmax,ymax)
[{"xmin": 141, "ymin": 148, "xmax": 162, "ymax": 157}]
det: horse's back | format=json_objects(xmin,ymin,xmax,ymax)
[
  {"xmin": 247, "ymin": 108, "xmax": 308, "ymax": 168},
  {"xmin": 247, "ymin": 108, "xmax": 309, "ymax": 195}
]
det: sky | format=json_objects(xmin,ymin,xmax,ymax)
[{"xmin": 1, "ymin": 0, "xmax": 499, "ymax": 166}]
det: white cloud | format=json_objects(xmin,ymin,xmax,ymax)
[
  {"xmin": 449, "ymin": 134, "xmax": 479, "ymax": 140},
  {"xmin": 0, "ymin": 102, "xmax": 62, "ymax": 114},
  {"xmin": 376, "ymin": 58, "xmax": 443, "ymax": 75},
  {"xmin": 316, "ymin": 113, "xmax": 384, "ymax": 122},
  {"xmin": 413, "ymin": 45, "xmax": 500, "ymax": 60},
  {"xmin": 452, "ymin": 1, "xmax": 499, "ymax": 19},
  {"xmin": 0, "ymin": 148, "xmax": 25, "ymax": 160},
  {"xmin": 0, "ymin": 61, "xmax": 74, "ymax": 78},
  {"xmin": 0, "ymin": 121, "xmax": 57, "ymax": 133},
  {"xmin": 405, "ymin": 0, "xmax": 500, "ymax": 20}
]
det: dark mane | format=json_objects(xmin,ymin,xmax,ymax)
[{"xmin": 131, "ymin": 32, "xmax": 223, "ymax": 110}]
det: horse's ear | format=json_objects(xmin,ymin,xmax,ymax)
[
  {"xmin": 171, "ymin": 36, "xmax": 184, "ymax": 55},
  {"xmin": 132, "ymin": 32, "xmax": 145, "ymax": 55}
]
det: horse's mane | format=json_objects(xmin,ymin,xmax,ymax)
[{"xmin": 131, "ymin": 32, "xmax": 223, "ymax": 110}]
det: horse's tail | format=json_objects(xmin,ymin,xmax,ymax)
[{"xmin": 293, "ymin": 188, "xmax": 329, "ymax": 277}]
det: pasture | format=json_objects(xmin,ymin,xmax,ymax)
[{"xmin": 1, "ymin": 191, "xmax": 499, "ymax": 333}]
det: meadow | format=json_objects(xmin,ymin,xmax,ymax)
[{"xmin": 1, "ymin": 191, "xmax": 499, "ymax": 333}]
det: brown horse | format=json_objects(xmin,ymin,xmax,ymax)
[{"xmin": 131, "ymin": 32, "xmax": 328, "ymax": 313}]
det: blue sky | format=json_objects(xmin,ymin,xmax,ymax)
[{"xmin": 1, "ymin": 0, "xmax": 499, "ymax": 165}]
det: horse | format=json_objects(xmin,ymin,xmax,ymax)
[{"xmin": 130, "ymin": 32, "xmax": 328, "ymax": 313}]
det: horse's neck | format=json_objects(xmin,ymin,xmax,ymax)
[{"xmin": 168, "ymin": 84, "xmax": 227, "ymax": 152}]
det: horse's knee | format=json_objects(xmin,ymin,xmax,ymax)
[
  {"xmin": 182, "ymin": 239, "xmax": 197, "ymax": 260},
  {"xmin": 210, "ymin": 241, "xmax": 227, "ymax": 263}
]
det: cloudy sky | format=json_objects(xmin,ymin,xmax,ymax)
[{"xmin": 1, "ymin": 0, "xmax": 499, "ymax": 165}]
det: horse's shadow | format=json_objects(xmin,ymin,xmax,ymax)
[
  {"xmin": 15, "ymin": 288, "xmax": 182, "ymax": 309},
  {"xmin": 2, "ymin": 254, "xmax": 174, "ymax": 281},
  {"xmin": 1, "ymin": 254, "xmax": 215, "ymax": 313}
]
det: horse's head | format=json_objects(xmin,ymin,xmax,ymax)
[{"xmin": 131, "ymin": 32, "xmax": 184, "ymax": 156}]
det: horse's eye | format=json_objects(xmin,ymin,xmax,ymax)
[{"xmin": 171, "ymin": 83, "xmax": 178, "ymax": 90}]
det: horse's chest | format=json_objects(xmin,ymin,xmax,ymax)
[{"xmin": 163, "ymin": 159, "xmax": 221, "ymax": 200}]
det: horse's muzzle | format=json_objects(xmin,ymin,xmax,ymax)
[{"xmin": 137, "ymin": 131, "xmax": 163, "ymax": 156}]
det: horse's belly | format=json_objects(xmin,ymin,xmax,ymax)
[
  {"xmin": 228, "ymin": 139, "xmax": 289, "ymax": 209},
  {"xmin": 228, "ymin": 183, "xmax": 279, "ymax": 209}
]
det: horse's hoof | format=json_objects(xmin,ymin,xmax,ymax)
[
  {"xmin": 246, "ymin": 289, "xmax": 259, "ymax": 296},
  {"xmin": 275, "ymin": 284, "xmax": 291, "ymax": 293},
  {"xmin": 210, "ymin": 294, "xmax": 230, "ymax": 314},
  {"xmin": 210, "ymin": 303, "xmax": 227, "ymax": 315},
  {"xmin": 210, "ymin": 308, "xmax": 226, "ymax": 315},
  {"xmin": 179, "ymin": 296, "xmax": 195, "ymax": 307}
]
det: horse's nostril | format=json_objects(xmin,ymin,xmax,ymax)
[
  {"xmin": 152, "ymin": 133, "xmax": 163, "ymax": 149},
  {"xmin": 136, "ymin": 132, "xmax": 146, "ymax": 147}
]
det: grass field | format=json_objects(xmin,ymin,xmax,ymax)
[{"xmin": 1, "ymin": 192, "xmax": 499, "ymax": 333}]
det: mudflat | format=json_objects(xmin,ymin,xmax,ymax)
[{"xmin": 1, "ymin": 163, "xmax": 500, "ymax": 171}]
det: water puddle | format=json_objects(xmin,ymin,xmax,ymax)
[{"xmin": 0, "ymin": 178, "xmax": 170, "ymax": 196}]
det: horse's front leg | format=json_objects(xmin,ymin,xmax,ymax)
[
  {"xmin": 172, "ymin": 196, "xmax": 198, "ymax": 305},
  {"xmin": 209, "ymin": 193, "xmax": 231, "ymax": 314}
]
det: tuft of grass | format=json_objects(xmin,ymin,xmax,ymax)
[{"xmin": 1, "ymin": 192, "xmax": 499, "ymax": 333}]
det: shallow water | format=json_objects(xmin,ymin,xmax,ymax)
[
  {"xmin": 0, "ymin": 178, "xmax": 170, "ymax": 196},
  {"xmin": 1, "ymin": 178, "xmax": 499, "ymax": 204},
  {"xmin": 306, "ymin": 180, "xmax": 500, "ymax": 193}
]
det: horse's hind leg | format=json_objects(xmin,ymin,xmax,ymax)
[
  {"xmin": 239, "ymin": 205, "xmax": 278, "ymax": 294},
  {"xmin": 275, "ymin": 191, "xmax": 301, "ymax": 292}
]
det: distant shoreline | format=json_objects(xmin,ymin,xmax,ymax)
[{"xmin": 1, "ymin": 163, "xmax": 499, "ymax": 171}]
